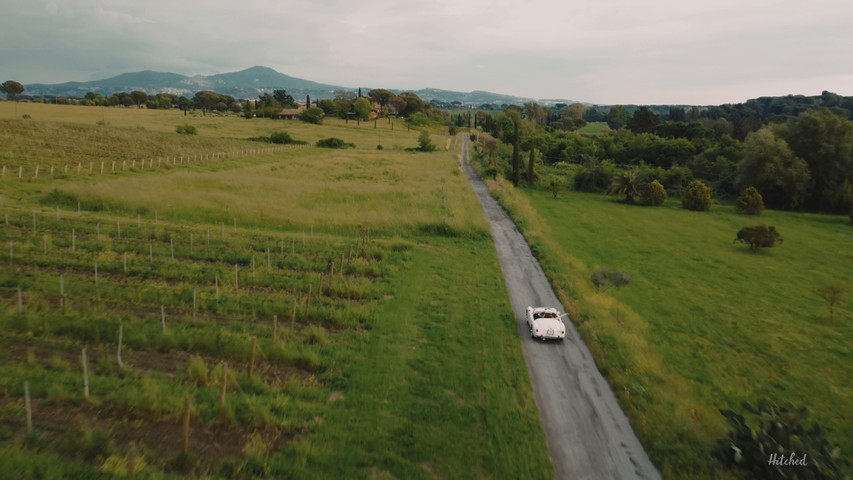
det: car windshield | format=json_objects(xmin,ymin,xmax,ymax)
[{"xmin": 536, "ymin": 311, "xmax": 558, "ymax": 319}]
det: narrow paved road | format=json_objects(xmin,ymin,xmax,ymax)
[{"xmin": 460, "ymin": 136, "xmax": 661, "ymax": 480}]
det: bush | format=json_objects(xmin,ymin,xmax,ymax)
[
  {"xmin": 297, "ymin": 107, "xmax": 325, "ymax": 124},
  {"xmin": 590, "ymin": 268, "xmax": 632, "ymax": 292},
  {"xmin": 187, "ymin": 355, "xmax": 208, "ymax": 386},
  {"xmin": 681, "ymin": 180, "xmax": 712, "ymax": 211},
  {"xmin": 641, "ymin": 179, "xmax": 667, "ymax": 206},
  {"xmin": 417, "ymin": 130, "xmax": 436, "ymax": 152},
  {"xmin": 712, "ymin": 401, "xmax": 851, "ymax": 480},
  {"xmin": 175, "ymin": 124, "xmax": 197, "ymax": 135},
  {"xmin": 734, "ymin": 224, "xmax": 782, "ymax": 252},
  {"xmin": 269, "ymin": 131, "xmax": 293, "ymax": 144},
  {"xmin": 736, "ymin": 186, "xmax": 765, "ymax": 215},
  {"xmin": 316, "ymin": 137, "xmax": 354, "ymax": 149}
]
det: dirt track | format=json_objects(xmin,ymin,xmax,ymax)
[{"xmin": 460, "ymin": 137, "xmax": 661, "ymax": 480}]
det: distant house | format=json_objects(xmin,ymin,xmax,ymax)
[{"xmin": 278, "ymin": 104, "xmax": 307, "ymax": 119}]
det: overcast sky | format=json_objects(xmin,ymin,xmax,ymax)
[{"xmin": 2, "ymin": 0, "xmax": 852, "ymax": 105}]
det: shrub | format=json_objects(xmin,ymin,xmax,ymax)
[
  {"xmin": 303, "ymin": 325, "xmax": 328, "ymax": 345},
  {"xmin": 297, "ymin": 107, "xmax": 325, "ymax": 124},
  {"xmin": 269, "ymin": 131, "xmax": 293, "ymax": 144},
  {"xmin": 736, "ymin": 186, "xmax": 765, "ymax": 215},
  {"xmin": 712, "ymin": 401, "xmax": 851, "ymax": 480},
  {"xmin": 681, "ymin": 180, "xmax": 712, "ymax": 211},
  {"xmin": 590, "ymin": 268, "xmax": 632, "ymax": 292},
  {"xmin": 186, "ymin": 355, "xmax": 208, "ymax": 386},
  {"xmin": 641, "ymin": 179, "xmax": 667, "ymax": 206},
  {"xmin": 175, "ymin": 124, "xmax": 196, "ymax": 135},
  {"xmin": 316, "ymin": 137, "xmax": 354, "ymax": 149},
  {"xmin": 734, "ymin": 224, "xmax": 782, "ymax": 252},
  {"xmin": 417, "ymin": 130, "xmax": 436, "ymax": 152}
]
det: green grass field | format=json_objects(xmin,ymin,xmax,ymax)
[
  {"xmin": 485, "ymin": 176, "xmax": 853, "ymax": 478},
  {"xmin": 0, "ymin": 102, "xmax": 551, "ymax": 479}
]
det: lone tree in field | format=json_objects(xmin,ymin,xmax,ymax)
[
  {"xmin": 734, "ymin": 225, "xmax": 782, "ymax": 252},
  {"xmin": 417, "ymin": 130, "xmax": 436, "ymax": 152},
  {"xmin": 817, "ymin": 280, "xmax": 848, "ymax": 323},
  {"xmin": 736, "ymin": 186, "xmax": 765, "ymax": 215},
  {"xmin": 641, "ymin": 179, "xmax": 667, "ymax": 206},
  {"xmin": 712, "ymin": 401, "xmax": 851, "ymax": 480},
  {"xmin": 607, "ymin": 167, "xmax": 643, "ymax": 204},
  {"xmin": 1, "ymin": 80, "xmax": 25, "ymax": 102},
  {"xmin": 681, "ymin": 180, "xmax": 712, "ymax": 211}
]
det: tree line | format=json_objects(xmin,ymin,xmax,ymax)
[{"xmin": 477, "ymin": 94, "xmax": 853, "ymax": 215}]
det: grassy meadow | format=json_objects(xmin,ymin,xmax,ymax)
[
  {"xmin": 484, "ymin": 175, "xmax": 853, "ymax": 478},
  {"xmin": 0, "ymin": 102, "xmax": 551, "ymax": 479}
]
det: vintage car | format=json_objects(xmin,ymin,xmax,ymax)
[{"xmin": 526, "ymin": 306, "xmax": 566, "ymax": 341}]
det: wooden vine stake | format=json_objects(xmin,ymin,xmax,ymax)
[
  {"xmin": 290, "ymin": 298, "xmax": 297, "ymax": 333},
  {"xmin": 234, "ymin": 265, "xmax": 239, "ymax": 289},
  {"xmin": 82, "ymin": 348, "xmax": 90, "ymax": 400},
  {"xmin": 305, "ymin": 284, "xmax": 313, "ymax": 320},
  {"xmin": 192, "ymin": 287, "xmax": 197, "ymax": 321},
  {"xmin": 215, "ymin": 275, "xmax": 219, "ymax": 302},
  {"xmin": 248, "ymin": 336, "xmax": 257, "ymax": 378},
  {"xmin": 219, "ymin": 363, "xmax": 227, "ymax": 409},
  {"xmin": 128, "ymin": 442, "xmax": 137, "ymax": 480},
  {"xmin": 18, "ymin": 288, "xmax": 23, "ymax": 315},
  {"xmin": 117, "ymin": 323, "xmax": 124, "ymax": 368},
  {"xmin": 182, "ymin": 396, "xmax": 191, "ymax": 454},
  {"xmin": 272, "ymin": 315, "xmax": 278, "ymax": 345},
  {"xmin": 59, "ymin": 274, "xmax": 65, "ymax": 309},
  {"xmin": 24, "ymin": 380, "xmax": 33, "ymax": 434},
  {"xmin": 161, "ymin": 305, "xmax": 166, "ymax": 331},
  {"xmin": 318, "ymin": 275, "xmax": 324, "ymax": 297}
]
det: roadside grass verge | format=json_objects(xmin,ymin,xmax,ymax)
[{"xmin": 484, "ymin": 176, "xmax": 853, "ymax": 479}]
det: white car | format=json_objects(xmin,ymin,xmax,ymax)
[{"xmin": 526, "ymin": 306, "xmax": 566, "ymax": 341}]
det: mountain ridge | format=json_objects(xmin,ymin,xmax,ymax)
[{"xmin": 22, "ymin": 66, "xmax": 569, "ymax": 107}]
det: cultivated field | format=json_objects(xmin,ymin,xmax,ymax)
[
  {"xmin": 0, "ymin": 102, "xmax": 552, "ymax": 479},
  {"xmin": 485, "ymin": 176, "xmax": 853, "ymax": 478}
]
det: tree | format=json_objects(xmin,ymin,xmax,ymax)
[
  {"xmin": 627, "ymin": 107, "xmax": 661, "ymax": 134},
  {"xmin": 816, "ymin": 280, "xmax": 847, "ymax": 323},
  {"xmin": 417, "ymin": 130, "xmax": 435, "ymax": 152},
  {"xmin": 177, "ymin": 97, "xmax": 192, "ymax": 116},
  {"xmin": 785, "ymin": 107, "xmax": 853, "ymax": 211},
  {"xmin": 334, "ymin": 98, "xmax": 352, "ymax": 122},
  {"xmin": 496, "ymin": 109, "xmax": 523, "ymax": 186},
  {"xmin": 681, "ymin": 180, "xmax": 712, "ymax": 211},
  {"xmin": 0, "ymin": 80, "xmax": 25, "ymax": 102},
  {"xmin": 607, "ymin": 105, "xmax": 628, "ymax": 130},
  {"xmin": 368, "ymin": 89, "xmax": 394, "ymax": 116},
  {"xmin": 713, "ymin": 401, "xmax": 851, "ymax": 480},
  {"xmin": 738, "ymin": 127, "xmax": 811, "ymax": 209},
  {"xmin": 130, "ymin": 90, "xmax": 147, "ymax": 108},
  {"xmin": 353, "ymin": 97, "xmax": 372, "ymax": 122},
  {"xmin": 273, "ymin": 90, "xmax": 296, "ymax": 108},
  {"xmin": 523, "ymin": 102, "xmax": 547, "ymax": 126},
  {"xmin": 736, "ymin": 186, "xmax": 765, "ymax": 215},
  {"xmin": 733, "ymin": 225, "xmax": 782, "ymax": 252},
  {"xmin": 641, "ymin": 179, "xmax": 667, "ymax": 206},
  {"xmin": 607, "ymin": 167, "xmax": 643, "ymax": 204},
  {"xmin": 193, "ymin": 91, "xmax": 220, "ymax": 116}
]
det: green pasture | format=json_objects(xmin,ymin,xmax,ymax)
[
  {"xmin": 0, "ymin": 103, "xmax": 550, "ymax": 478},
  {"xmin": 485, "ymin": 176, "xmax": 853, "ymax": 478}
]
